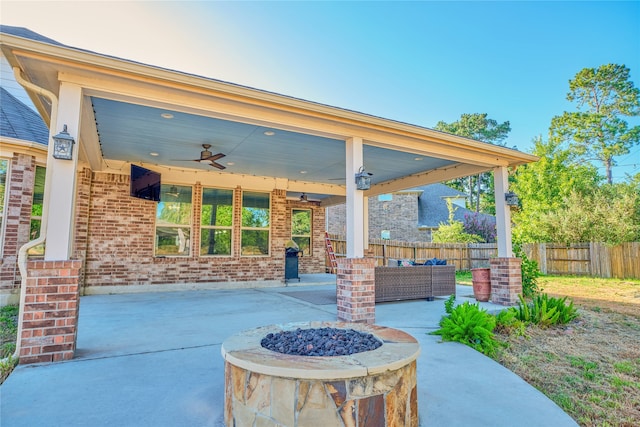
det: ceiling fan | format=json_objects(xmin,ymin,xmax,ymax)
[{"xmin": 177, "ymin": 144, "xmax": 226, "ymax": 170}]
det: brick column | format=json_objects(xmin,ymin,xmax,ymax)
[
  {"xmin": 20, "ymin": 260, "xmax": 82, "ymax": 364},
  {"xmin": 336, "ymin": 258, "xmax": 375, "ymax": 324},
  {"xmin": 490, "ymin": 257, "xmax": 522, "ymax": 306}
]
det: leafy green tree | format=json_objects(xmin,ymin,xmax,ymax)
[
  {"xmin": 434, "ymin": 113, "xmax": 511, "ymax": 212},
  {"xmin": 539, "ymin": 184, "xmax": 640, "ymax": 245},
  {"xmin": 511, "ymin": 136, "xmax": 601, "ymax": 242},
  {"xmin": 550, "ymin": 64, "xmax": 640, "ymax": 184}
]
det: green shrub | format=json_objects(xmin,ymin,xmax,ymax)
[
  {"xmin": 432, "ymin": 301, "xmax": 498, "ymax": 356},
  {"xmin": 0, "ymin": 304, "xmax": 19, "ymax": 364},
  {"xmin": 495, "ymin": 309, "xmax": 527, "ymax": 337},
  {"xmin": 444, "ymin": 294, "xmax": 456, "ymax": 315},
  {"xmin": 1, "ymin": 342, "xmax": 16, "ymax": 359},
  {"xmin": 0, "ymin": 355, "xmax": 18, "ymax": 384},
  {"xmin": 513, "ymin": 243, "xmax": 541, "ymax": 297},
  {"xmin": 513, "ymin": 294, "xmax": 578, "ymax": 327},
  {"xmin": 0, "ymin": 305, "xmax": 18, "ymax": 336}
]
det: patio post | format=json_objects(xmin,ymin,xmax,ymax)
[
  {"xmin": 336, "ymin": 257, "xmax": 375, "ymax": 324},
  {"xmin": 345, "ymin": 137, "xmax": 365, "ymax": 258},
  {"xmin": 493, "ymin": 166, "xmax": 513, "ymax": 258},
  {"xmin": 491, "ymin": 166, "xmax": 522, "ymax": 305},
  {"xmin": 44, "ymin": 81, "xmax": 82, "ymax": 261},
  {"xmin": 19, "ymin": 260, "xmax": 82, "ymax": 363},
  {"xmin": 337, "ymin": 138, "xmax": 375, "ymax": 323}
]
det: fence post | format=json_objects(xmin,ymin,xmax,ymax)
[
  {"xmin": 383, "ymin": 242, "xmax": 387, "ymax": 267},
  {"xmin": 539, "ymin": 243, "xmax": 547, "ymax": 275}
]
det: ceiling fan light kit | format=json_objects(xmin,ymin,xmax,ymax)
[{"xmin": 166, "ymin": 186, "xmax": 180, "ymax": 197}]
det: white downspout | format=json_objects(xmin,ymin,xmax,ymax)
[{"xmin": 3, "ymin": 67, "xmax": 59, "ymax": 362}]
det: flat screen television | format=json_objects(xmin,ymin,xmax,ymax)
[{"xmin": 130, "ymin": 164, "xmax": 161, "ymax": 202}]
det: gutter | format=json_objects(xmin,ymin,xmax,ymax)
[{"xmin": 2, "ymin": 66, "xmax": 58, "ymax": 363}]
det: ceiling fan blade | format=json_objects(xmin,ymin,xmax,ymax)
[
  {"xmin": 205, "ymin": 153, "xmax": 226, "ymax": 161},
  {"xmin": 209, "ymin": 161, "xmax": 226, "ymax": 170}
]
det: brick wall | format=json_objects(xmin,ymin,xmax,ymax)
[
  {"xmin": 326, "ymin": 192, "xmax": 431, "ymax": 242},
  {"xmin": 0, "ymin": 153, "xmax": 36, "ymax": 292},
  {"xmin": 1, "ymin": 162, "xmax": 329, "ymax": 293},
  {"xmin": 72, "ymin": 168, "xmax": 92, "ymax": 288},
  {"xmin": 79, "ymin": 171, "xmax": 327, "ymax": 290}
]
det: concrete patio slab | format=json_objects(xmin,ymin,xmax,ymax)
[{"xmin": 1, "ymin": 278, "xmax": 578, "ymax": 426}]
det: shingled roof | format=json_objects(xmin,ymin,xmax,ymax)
[
  {"xmin": 0, "ymin": 86, "xmax": 49, "ymax": 144},
  {"xmin": 415, "ymin": 183, "xmax": 495, "ymax": 228},
  {"xmin": 0, "ymin": 25, "xmax": 65, "ymax": 47}
]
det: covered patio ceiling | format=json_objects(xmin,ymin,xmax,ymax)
[{"xmin": 1, "ymin": 26, "xmax": 537, "ymax": 206}]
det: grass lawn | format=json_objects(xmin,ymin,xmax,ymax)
[{"xmin": 490, "ymin": 275, "xmax": 640, "ymax": 427}]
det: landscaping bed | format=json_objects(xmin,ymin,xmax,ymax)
[{"xmin": 494, "ymin": 276, "xmax": 640, "ymax": 427}]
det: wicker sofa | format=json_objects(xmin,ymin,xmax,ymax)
[{"xmin": 374, "ymin": 265, "xmax": 456, "ymax": 302}]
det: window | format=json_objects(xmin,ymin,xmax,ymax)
[
  {"xmin": 291, "ymin": 209, "xmax": 311, "ymax": 256},
  {"xmin": 378, "ymin": 194, "xmax": 392, "ymax": 201},
  {"xmin": 241, "ymin": 191, "xmax": 270, "ymax": 255},
  {"xmin": 155, "ymin": 184, "xmax": 192, "ymax": 256},
  {"xmin": 0, "ymin": 159, "xmax": 7, "ymax": 255},
  {"xmin": 27, "ymin": 166, "xmax": 46, "ymax": 256},
  {"xmin": 200, "ymin": 188, "xmax": 233, "ymax": 256}
]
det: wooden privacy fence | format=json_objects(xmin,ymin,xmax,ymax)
[
  {"xmin": 522, "ymin": 242, "xmax": 640, "ymax": 279},
  {"xmin": 326, "ymin": 234, "xmax": 640, "ymax": 279},
  {"xmin": 326, "ymin": 234, "xmax": 497, "ymax": 271}
]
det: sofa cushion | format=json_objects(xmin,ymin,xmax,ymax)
[{"xmin": 424, "ymin": 258, "xmax": 447, "ymax": 266}]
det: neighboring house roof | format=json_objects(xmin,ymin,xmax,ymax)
[
  {"xmin": 415, "ymin": 183, "xmax": 495, "ymax": 228},
  {"xmin": 0, "ymin": 86, "xmax": 49, "ymax": 144}
]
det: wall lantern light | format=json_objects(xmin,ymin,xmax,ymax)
[
  {"xmin": 355, "ymin": 166, "xmax": 373, "ymax": 190},
  {"xmin": 52, "ymin": 125, "xmax": 75, "ymax": 160},
  {"xmin": 505, "ymin": 191, "xmax": 519, "ymax": 207}
]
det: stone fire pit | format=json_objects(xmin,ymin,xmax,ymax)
[{"xmin": 221, "ymin": 321, "xmax": 420, "ymax": 426}]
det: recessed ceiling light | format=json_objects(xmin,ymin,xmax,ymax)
[
  {"xmin": 299, "ymin": 170, "xmax": 307, "ymax": 174},
  {"xmin": 226, "ymin": 162, "xmax": 235, "ymax": 166},
  {"xmin": 264, "ymin": 131, "xmax": 275, "ymax": 136},
  {"xmin": 161, "ymin": 113, "xmax": 174, "ymax": 119},
  {"xmin": 149, "ymin": 152, "xmax": 159, "ymax": 157},
  {"xmin": 414, "ymin": 157, "xmax": 423, "ymax": 161}
]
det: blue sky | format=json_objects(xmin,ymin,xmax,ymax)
[{"xmin": 2, "ymin": 1, "xmax": 639, "ymax": 181}]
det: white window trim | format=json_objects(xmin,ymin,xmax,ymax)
[
  {"xmin": 291, "ymin": 208, "xmax": 312, "ymax": 256},
  {"xmin": 240, "ymin": 190, "xmax": 271, "ymax": 257},
  {"xmin": 200, "ymin": 187, "xmax": 234, "ymax": 257},
  {"xmin": 154, "ymin": 184, "xmax": 193, "ymax": 258}
]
